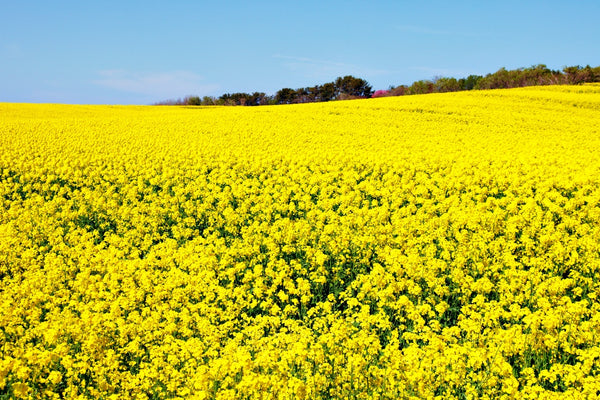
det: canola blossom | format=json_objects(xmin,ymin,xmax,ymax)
[{"xmin": 1, "ymin": 85, "xmax": 600, "ymax": 399}]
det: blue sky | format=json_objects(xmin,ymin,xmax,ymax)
[{"xmin": 2, "ymin": 0, "xmax": 599, "ymax": 104}]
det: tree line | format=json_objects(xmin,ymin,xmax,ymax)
[
  {"xmin": 382, "ymin": 64, "xmax": 600, "ymax": 97},
  {"xmin": 156, "ymin": 64, "xmax": 600, "ymax": 106},
  {"xmin": 157, "ymin": 75, "xmax": 372, "ymax": 106}
]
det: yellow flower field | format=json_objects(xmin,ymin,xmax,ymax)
[{"xmin": 1, "ymin": 84, "xmax": 600, "ymax": 399}]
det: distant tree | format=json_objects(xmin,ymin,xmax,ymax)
[
  {"xmin": 407, "ymin": 80, "xmax": 435, "ymax": 95},
  {"xmin": 319, "ymin": 82, "xmax": 336, "ymax": 102},
  {"xmin": 581, "ymin": 65, "xmax": 595, "ymax": 83},
  {"xmin": 201, "ymin": 96, "xmax": 217, "ymax": 106},
  {"xmin": 563, "ymin": 66, "xmax": 582, "ymax": 84},
  {"xmin": 517, "ymin": 64, "xmax": 555, "ymax": 86},
  {"xmin": 371, "ymin": 89, "xmax": 389, "ymax": 98},
  {"xmin": 233, "ymin": 93, "xmax": 251, "ymax": 105},
  {"xmin": 475, "ymin": 68, "xmax": 511, "ymax": 90},
  {"xmin": 473, "ymin": 65, "xmax": 578, "ymax": 90},
  {"xmin": 388, "ymin": 85, "xmax": 408, "ymax": 96},
  {"xmin": 593, "ymin": 66, "xmax": 600, "ymax": 82},
  {"xmin": 563, "ymin": 65, "xmax": 596, "ymax": 84},
  {"xmin": 219, "ymin": 93, "xmax": 231, "ymax": 105},
  {"xmin": 334, "ymin": 76, "xmax": 373, "ymax": 98},
  {"xmin": 154, "ymin": 98, "xmax": 181, "ymax": 105},
  {"xmin": 434, "ymin": 77, "xmax": 460, "ymax": 93},
  {"xmin": 247, "ymin": 92, "xmax": 270, "ymax": 106},
  {"xmin": 303, "ymin": 86, "xmax": 319, "ymax": 102},
  {"xmin": 294, "ymin": 87, "xmax": 309, "ymax": 103},
  {"xmin": 275, "ymin": 88, "xmax": 297, "ymax": 104},
  {"xmin": 218, "ymin": 92, "xmax": 251, "ymax": 106},
  {"xmin": 184, "ymin": 96, "xmax": 202, "ymax": 105},
  {"xmin": 457, "ymin": 75, "xmax": 482, "ymax": 91}
]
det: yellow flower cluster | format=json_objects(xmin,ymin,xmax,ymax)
[{"xmin": 1, "ymin": 84, "xmax": 600, "ymax": 399}]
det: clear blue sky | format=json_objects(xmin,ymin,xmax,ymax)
[{"xmin": 2, "ymin": 0, "xmax": 599, "ymax": 104}]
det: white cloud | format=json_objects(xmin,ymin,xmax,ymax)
[
  {"xmin": 2, "ymin": 43, "xmax": 24, "ymax": 59},
  {"xmin": 410, "ymin": 66, "xmax": 474, "ymax": 78},
  {"xmin": 273, "ymin": 55, "xmax": 393, "ymax": 81},
  {"xmin": 93, "ymin": 70, "xmax": 219, "ymax": 98},
  {"xmin": 395, "ymin": 25, "xmax": 479, "ymax": 37},
  {"xmin": 396, "ymin": 25, "xmax": 452, "ymax": 35}
]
